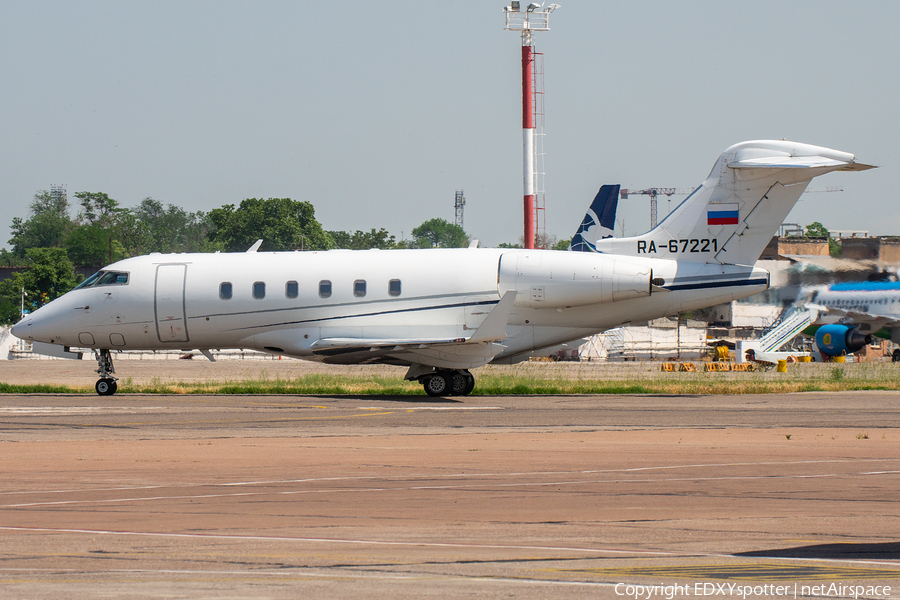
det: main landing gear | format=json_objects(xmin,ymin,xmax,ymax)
[
  {"xmin": 94, "ymin": 349, "xmax": 118, "ymax": 396},
  {"xmin": 420, "ymin": 369, "xmax": 476, "ymax": 397}
]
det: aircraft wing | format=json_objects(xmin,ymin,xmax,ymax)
[
  {"xmin": 311, "ymin": 337, "xmax": 480, "ymax": 352},
  {"xmin": 309, "ymin": 291, "xmax": 516, "ymax": 365}
]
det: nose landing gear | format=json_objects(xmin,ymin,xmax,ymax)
[{"xmin": 94, "ymin": 349, "xmax": 118, "ymax": 396}]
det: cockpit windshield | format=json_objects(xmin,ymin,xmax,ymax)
[{"xmin": 74, "ymin": 270, "xmax": 129, "ymax": 290}]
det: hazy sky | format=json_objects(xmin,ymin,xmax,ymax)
[{"xmin": 1, "ymin": 1, "xmax": 896, "ymax": 248}]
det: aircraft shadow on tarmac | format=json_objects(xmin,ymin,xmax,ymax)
[
  {"xmin": 314, "ymin": 395, "xmax": 463, "ymax": 404},
  {"xmin": 737, "ymin": 542, "xmax": 900, "ymax": 560}
]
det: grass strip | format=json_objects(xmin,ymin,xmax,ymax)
[{"xmin": 4, "ymin": 367, "xmax": 900, "ymax": 395}]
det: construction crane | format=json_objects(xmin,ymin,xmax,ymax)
[{"xmin": 619, "ymin": 188, "xmax": 695, "ymax": 229}]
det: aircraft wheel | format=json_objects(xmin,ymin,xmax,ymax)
[
  {"xmin": 96, "ymin": 378, "xmax": 117, "ymax": 396},
  {"xmin": 423, "ymin": 372, "xmax": 448, "ymax": 397},
  {"xmin": 462, "ymin": 372, "xmax": 476, "ymax": 396},
  {"xmin": 893, "ymin": 349, "xmax": 900, "ymax": 363},
  {"xmin": 448, "ymin": 371, "xmax": 469, "ymax": 396}
]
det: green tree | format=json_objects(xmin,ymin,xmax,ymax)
[
  {"xmin": 496, "ymin": 232, "xmax": 564, "ymax": 250},
  {"xmin": 804, "ymin": 222, "xmax": 829, "ymax": 238},
  {"xmin": 829, "ymin": 238, "xmax": 842, "ymax": 258},
  {"xmin": 134, "ymin": 197, "xmax": 215, "ymax": 253},
  {"xmin": 207, "ymin": 198, "xmax": 330, "ymax": 252},
  {"xmin": 329, "ymin": 230, "xmax": 352, "ymax": 249},
  {"xmin": 535, "ymin": 233, "xmax": 558, "ymax": 250},
  {"xmin": 65, "ymin": 223, "xmax": 126, "ymax": 267},
  {"xmin": 410, "ymin": 218, "xmax": 468, "ymax": 249},
  {"xmin": 69, "ymin": 191, "xmax": 130, "ymax": 266},
  {"xmin": 328, "ymin": 228, "xmax": 397, "ymax": 250},
  {"xmin": 114, "ymin": 208, "xmax": 153, "ymax": 257},
  {"xmin": 803, "ymin": 221, "xmax": 842, "ymax": 257},
  {"xmin": 74, "ymin": 191, "xmax": 120, "ymax": 226},
  {"xmin": 0, "ymin": 247, "xmax": 80, "ymax": 324},
  {"xmin": 9, "ymin": 189, "xmax": 73, "ymax": 257},
  {"xmin": 551, "ymin": 237, "xmax": 571, "ymax": 251},
  {"xmin": 10, "ymin": 189, "xmax": 226, "ymax": 267}
]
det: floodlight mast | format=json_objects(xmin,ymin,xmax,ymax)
[{"xmin": 504, "ymin": 3, "xmax": 559, "ymax": 249}]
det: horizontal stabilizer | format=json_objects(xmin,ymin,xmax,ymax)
[
  {"xmin": 730, "ymin": 156, "xmax": 850, "ymax": 169},
  {"xmin": 593, "ymin": 140, "xmax": 873, "ymax": 266}
]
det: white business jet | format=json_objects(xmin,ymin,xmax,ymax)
[{"xmin": 12, "ymin": 140, "xmax": 873, "ymax": 396}]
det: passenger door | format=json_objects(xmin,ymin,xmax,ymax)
[{"xmin": 155, "ymin": 264, "xmax": 189, "ymax": 343}]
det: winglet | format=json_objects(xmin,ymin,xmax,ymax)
[
  {"xmin": 246, "ymin": 239, "xmax": 263, "ymax": 253},
  {"xmin": 467, "ymin": 291, "xmax": 516, "ymax": 343}
]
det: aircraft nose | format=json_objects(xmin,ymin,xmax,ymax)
[
  {"xmin": 11, "ymin": 304, "xmax": 63, "ymax": 343},
  {"xmin": 10, "ymin": 318, "xmax": 32, "ymax": 340}
]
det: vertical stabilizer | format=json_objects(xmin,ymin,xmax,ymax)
[
  {"xmin": 569, "ymin": 184, "xmax": 620, "ymax": 252},
  {"xmin": 592, "ymin": 141, "xmax": 873, "ymax": 265}
]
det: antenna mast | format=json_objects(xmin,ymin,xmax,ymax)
[{"xmin": 454, "ymin": 189, "xmax": 466, "ymax": 230}]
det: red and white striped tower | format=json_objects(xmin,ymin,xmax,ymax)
[
  {"xmin": 504, "ymin": 2, "xmax": 559, "ymax": 249},
  {"xmin": 521, "ymin": 39, "xmax": 535, "ymax": 248}
]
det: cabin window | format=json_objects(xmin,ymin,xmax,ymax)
[
  {"xmin": 220, "ymin": 282, "xmax": 233, "ymax": 300},
  {"xmin": 319, "ymin": 280, "xmax": 332, "ymax": 298},
  {"xmin": 286, "ymin": 280, "xmax": 299, "ymax": 299},
  {"xmin": 389, "ymin": 279, "xmax": 401, "ymax": 296},
  {"xmin": 354, "ymin": 280, "xmax": 366, "ymax": 297},
  {"xmin": 253, "ymin": 282, "xmax": 266, "ymax": 299}
]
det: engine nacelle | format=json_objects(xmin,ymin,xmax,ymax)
[
  {"xmin": 815, "ymin": 324, "xmax": 872, "ymax": 357},
  {"xmin": 499, "ymin": 251, "xmax": 652, "ymax": 309}
]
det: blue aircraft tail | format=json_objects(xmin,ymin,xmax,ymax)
[{"xmin": 568, "ymin": 184, "xmax": 620, "ymax": 252}]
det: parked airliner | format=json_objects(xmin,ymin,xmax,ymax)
[
  {"xmin": 12, "ymin": 140, "xmax": 873, "ymax": 395},
  {"xmin": 803, "ymin": 281, "xmax": 900, "ymax": 360}
]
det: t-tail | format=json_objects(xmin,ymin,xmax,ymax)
[
  {"xmin": 592, "ymin": 140, "xmax": 874, "ymax": 265},
  {"xmin": 568, "ymin": 184, "xmax": 619, "ymax": 252}
]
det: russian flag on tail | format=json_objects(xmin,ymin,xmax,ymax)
[{"xmin": 707, "ymin": 202, "xmax": 739, "ymax": 226}]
